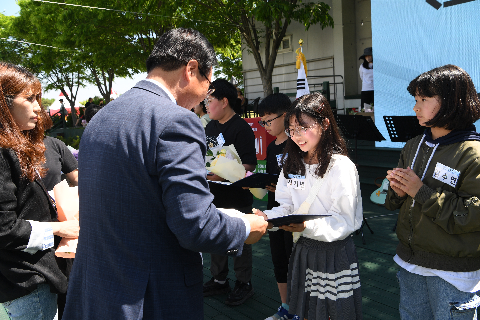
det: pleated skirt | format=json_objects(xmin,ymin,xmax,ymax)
[{"xmin": 287, "ymin": 235, "xmax": 362, "ymax": 320}]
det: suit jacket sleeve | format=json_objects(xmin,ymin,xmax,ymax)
[
  {"xmin": 0, "ymin": 149, "xmax": 33, "ymax": 251},
  {"xmin": 155, "ymin": 111, "xmax": 246, "ymax": 255}
]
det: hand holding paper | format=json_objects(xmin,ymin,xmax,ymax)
[
  {"xmin": 52, "ymin": 180, "xmax": 79, "ymax": 258},
  {"xmin": 242, "ymin": 214, "xmax": 268, "ymax": 244}
]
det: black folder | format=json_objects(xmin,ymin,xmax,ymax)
[
  {"xmin": 268, "ymin": 214, "xmax": 330, "ymax": 227},
  {"xmin": 208, "ymin": 173, "xmax": 279, "ymax": 188},
  {"xmin": 230, "ymin": 173, "xmax": 279, "ymax": 188}
]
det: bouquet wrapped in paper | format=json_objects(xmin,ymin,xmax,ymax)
[
  {"xmin": 244, "ymin": 171, "xmax": 268, "ymax": 199},
  {"xmin": 53, "ymin": 180, "xmax": 79, "ymax": 258},
  {"xmin": 206, "ymin": 145, "xmax": 267, "ymax": 199},
  {"xmin": 206, "ymin": 145, "xmax": 246, "ymax": 182}
]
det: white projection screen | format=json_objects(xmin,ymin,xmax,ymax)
[{"xmin": 371, "ymin": 0, "xmax": 480, "ymax": 148}]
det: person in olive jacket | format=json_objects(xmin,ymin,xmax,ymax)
[{"xmin": 386, "ymin": 65, "xmax": 480, "ymax": 320}]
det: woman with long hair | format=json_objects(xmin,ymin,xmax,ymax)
[{"xmin": 0, "ymin": 62, "xmax": 79, "ymax": 320}]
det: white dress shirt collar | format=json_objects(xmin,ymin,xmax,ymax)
[{"xmin": 144, "ymin": 78, "xmax": 177, "ymax": 104}]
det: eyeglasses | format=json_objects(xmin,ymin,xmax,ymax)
[
  {"xmin": 258, "ymin": 114, "xmax": 283, "ymax": 127},
  {"xmin": 285, "ymin": 123, "xmax": 318, "ymax": 138},
  {"xmin": 199, "ymin": 67, "xmax": 215, "ymax": 100},
  {"xmin": 204, "ymin": 97, "xmax": 216, "ymax": 107}
]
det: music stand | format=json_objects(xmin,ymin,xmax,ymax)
[
  {"xmin": 383, "ymin": 116, "xmax": 425, "ymax": 142},
  {"xmin": 334, "ymin": 114, "xmax": 384, "ymax": 243},
  {"xmin": 334, "ymin": 114, "xmax": 385, "ymax": 164},
  {"xmin": 383, "ymin": 116, "xmax": 425, "ymax": 235}
]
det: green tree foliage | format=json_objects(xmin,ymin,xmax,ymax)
[
  {"xmin": 41, "ymin": 98, "xmax": 55, "ymax": 108},
  {"xmin": 215, "ymin": 39, "xmax": 243, "ymax": 88},
  {"xmin": 184, "ymin": 0, "xmax": 334, "ymax": 96},
  {"xmin": 2, "ymin": 0, "xmax": 332, "ymax": 99}
]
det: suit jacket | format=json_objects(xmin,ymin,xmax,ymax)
[
  {"xmin": 0, "ymin": 148, "xmax": 67, "ymax": 303},
  {"xmin": 63, "ymin": 80, "xmax": 247, "ymax": 319}
]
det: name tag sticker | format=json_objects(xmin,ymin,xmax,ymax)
[
  {"xmin": 287, "ymin": 174, "xmax": 306, "ymax": 190},
  {"xmin": 432, "ymin": 162, "xmax": 460, "ymax": 188},
  {"xmin": 217, "ymin": 133, "xmax": 225, "ymax": 147}
]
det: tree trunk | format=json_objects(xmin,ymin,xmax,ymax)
[
  {"xmin": 262, "ymin": 74, "xmax": 273, "ymax": 97},
  {"xmin": 69, "ymin": 102, "xmax": 77, "ymax": 124}
]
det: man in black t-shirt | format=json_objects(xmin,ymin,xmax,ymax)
[{"xmin": 84, "ymin": 97, "xmax": 93, "ymax": 108}]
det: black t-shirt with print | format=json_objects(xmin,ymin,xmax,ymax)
[
  {"xmin": 205, "ymin": 114, "xmax": 257, "ymax": 208},
  {"xmin": 266, "ymin": 140, "xmax": 287, "ymax": 210}
]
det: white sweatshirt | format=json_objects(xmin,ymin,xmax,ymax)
[
  {"xmin": 359, "ymin": 63, "xmax": 374, "ymax": 91},
  {"xmin": 264, "ymin": 155, "xmax": 363, "ymax": 242}
]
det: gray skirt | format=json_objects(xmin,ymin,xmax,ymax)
[{"xmin": 287, "ymin": 236, "xmax": 362, "ymax": 320}]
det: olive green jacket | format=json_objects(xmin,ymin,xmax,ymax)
[{"xmin": 386, "ymin": 135, "xmax": 480, "ymax": 272}]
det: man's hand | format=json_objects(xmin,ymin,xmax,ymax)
[
  {"xmin": 252, "ymin": 208, "xmax": 273, "ymax": 229},
  {"xmin": 242, "ymin": 214, "xmax": 268, "ymax": 244}
]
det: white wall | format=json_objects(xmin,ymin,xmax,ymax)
[{"xmin": 241, "ymin": 0, "xmax": 372, "ymax": 114}]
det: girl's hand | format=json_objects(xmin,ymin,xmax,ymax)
[
  {"xmin": 265, "ymin": 183, "xmax": 276, "ymax": 193},
  {"xmin": 279, "ymin": 222, "xmax": 306, "ymax": 232},
  {"xmin": 386, "ymin": 169, "xmax": 407, "ymax": 197},
  {"xmin": 50, "ymin": 220, "xmax": 80, "ymax": 238},
  {"xmin": 388, "ymin": 167, "xmax": 423, "ymax": 198},
  {"xmin": 252, "ymin": 208, "xmax": 273, "ymax": 229}
]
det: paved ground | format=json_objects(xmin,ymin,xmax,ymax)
[
  {"xmin": 0, "ymin": 184, "xmax": 401, "ymax": 320},
  {"xmin": 203, "ymin": 183, "xmax": 401, "ymax": 319}
]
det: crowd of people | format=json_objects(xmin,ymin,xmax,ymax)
[{"xmin": 1, "ymin": 27, "xmax": 480, "ymax": 320}]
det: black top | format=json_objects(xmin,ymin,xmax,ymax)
[
  {"xmin": 266, "ymin": 140, "xmax": 287, "ymax": 210},
  {"xmin": 205, "ymin": 114, "xmax": 257, "ymax": 208},
  {"xmin": 43, "ymin": 136, "xmax": 78, "ymax": 191},
  {"xmin": 0, "ymin": 148, "xmax": 67, "ymax": 302}
]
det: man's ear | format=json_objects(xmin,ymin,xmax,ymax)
[{"xmin": 185, "ymin": 60, "xmax": 200, "ymax": 82}]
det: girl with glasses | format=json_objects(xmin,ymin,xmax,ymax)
[{"xmin": 255, "ymin": 92, "xmax": 363, "ymax": 320}]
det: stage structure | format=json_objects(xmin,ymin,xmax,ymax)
[{"xmin": 372, "ymin": 0, "xmax": 480, "ymax": 148}]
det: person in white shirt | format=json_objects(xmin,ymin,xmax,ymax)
[
  {"xmin": 359, "ymin": 47, "xmax": 373, "ymax": 110},
  {"xmin": 255, "ymin": 92, "xmax": 363, "ymax": 320}
]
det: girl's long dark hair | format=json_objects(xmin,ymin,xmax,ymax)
[
  {"xmin": 0, "ymin": 62, "xmax": 46, "ymax": 181},
  {"xmin": 282, "ymin": 93, "xmax": 348, "ymax": 179}
]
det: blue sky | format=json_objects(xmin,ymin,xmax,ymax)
[{"xmin": 2, "ymin": 1, "xmax": 20, "ymax": 16}]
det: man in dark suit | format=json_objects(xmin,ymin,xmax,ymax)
[{"xmin": 62, "ymin": 28, "xmax": 268, "ymax": 320}]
